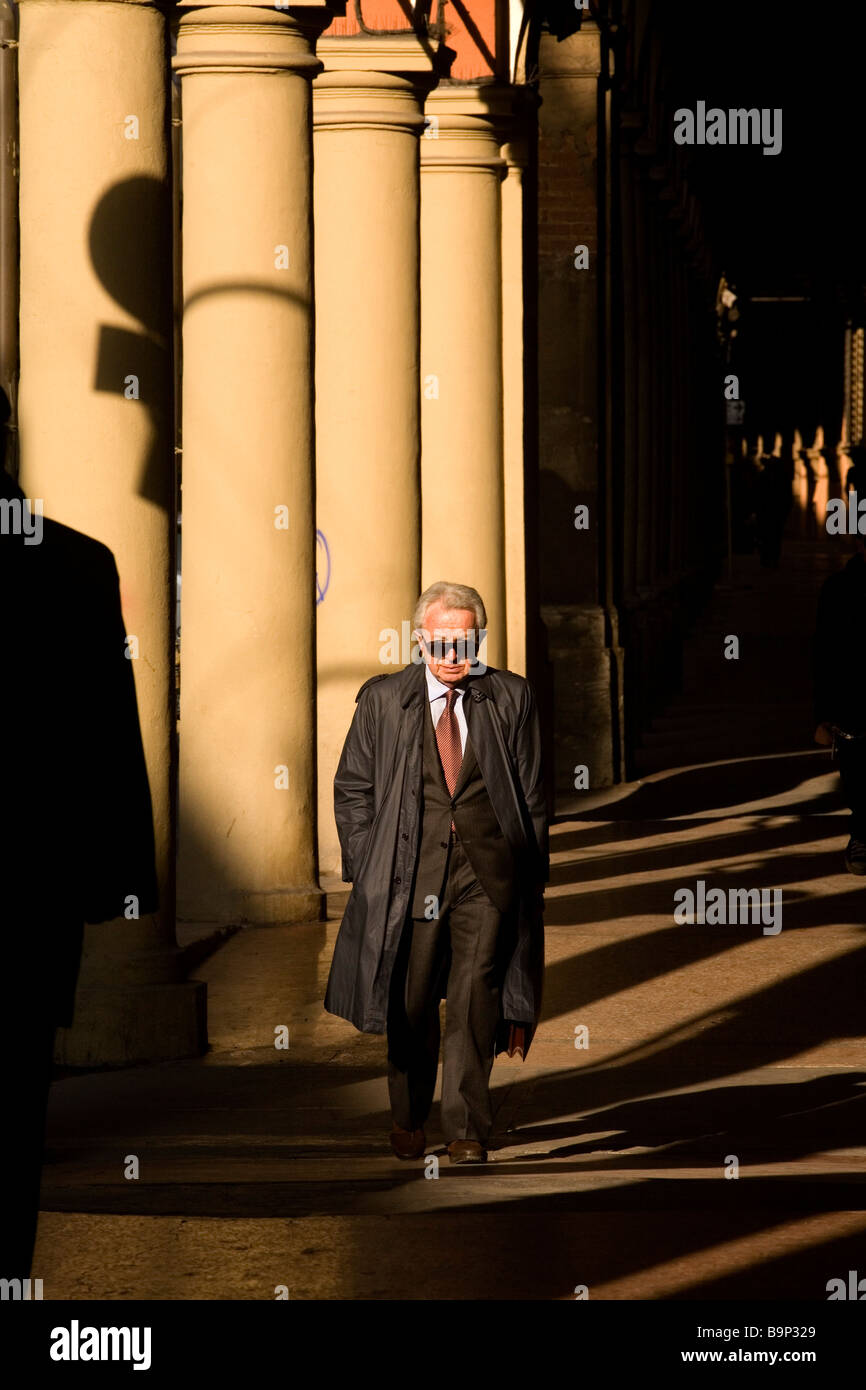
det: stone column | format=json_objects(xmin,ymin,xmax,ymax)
[
  {"xmin": 657, "ymin": 193, "xmax": 674, "ymax": 580},
  {"xmin": 671, "ymin": 233, "xmax": 688, "ymax": 575},
  {"xmin": 616, "ymin": 127, "xmax": 641, "ymax": 773},
  {"xmin": 420, "ymin": 82, "xmax": 509, "ymax": 668},
  {"xmin": 501, "ymin": 102, "xmax": 531, "ymax": 678},
  {"xmin": 313, "ymin": 33, "xmax": 437, "ymax": 876},
  {"xmin": 0, "ymin": 0, "xmax": 17, "ymax": 462},
  {"xmin": 647, "ymin": 195, "xmax": 664, "ymax": 588},
  {"xmin": 174, "ymin": 3, "xmax": 328, "ymax": 925},
  {"xmin": 17, "ymin": 0, "xmax": 203, "ymax": 1063},
  {"xmin": 536, "ymin": 25, "xmax": 621, "ymax": 800},
  {"xmin": 633, "ymin": 168, "xmax": 653, "ymax": 593},
  {"xmin": 618, "ymin": 127, "xmax": 639, "ymax": 602}
]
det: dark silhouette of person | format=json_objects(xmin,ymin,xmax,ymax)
[
  {"xmin": 730, "ymin": 450, "xmax": 759, "ymax": 554},
  {"xmin": 754, "ymin": 450, "xmax": 795, "ymax": 568},
  {"xmin": 844, "ymin": 443, "xmax": 864, "ymax": 498},
  {"xmin": 813, "ymin": 523, "xmax": 866, "ymax": 875},
  {"xmin": 0, "ymin": 386, "xmax": 159, "ymax": 1279}
]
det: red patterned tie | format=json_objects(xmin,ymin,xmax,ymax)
[{"xmin": 436, "ymin": 689, "xmax": 463, "ymax": 831}]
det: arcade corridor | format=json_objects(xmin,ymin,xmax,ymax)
[
  {"xmin": 3, "ymin": 0, "xmax": 866, "ymax": 1318},
  {"xmin": 33, "ymin": 514, "xmax": 866, "ymax": 1299}
]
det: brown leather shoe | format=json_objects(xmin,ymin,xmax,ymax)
[
  {"xmin": 389, "ymin": 1125, "xmax": 426, "ymax": 1160},
  {"xmin": 447, "ymin": 1139, "xmax": 487, "ymax": 1164}
]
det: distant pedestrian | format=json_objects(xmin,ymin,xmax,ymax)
[
  {"xmin": 813, "ymin": 527, "xmax": 866, "ymax": 874},
  {"xmin": 755, "ymin": 451, "xmax": 795, "ymax": 568},
  {"xmin": 844, "ymin": 442, "xmax": 865, "ymax": 496}
]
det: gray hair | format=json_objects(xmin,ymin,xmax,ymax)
[{"xmin": 412, "ymin": 581, "xmax": 487, "ymax": 635}]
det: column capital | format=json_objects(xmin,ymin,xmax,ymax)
[
  {"xmin": 316, "ymin": 31, "xmax": 441, "ymax": 78},
  {"xmin": 313, "ymin": 32, "xmax": 441, "ymax": 134},
  {"xmin": 537, "ymin": 19, "xmax": 602, "ymax": 79},
  {"xmin": 500, "ymin": 85, "xmax": 538, "ymax": 171},
  {"xmin": 421, "ymin": 82, "xmax": 519, "ymax": 175},
  {"xmin": 173, "ymin": 4, "xmax": 338, "ymax": 79}
]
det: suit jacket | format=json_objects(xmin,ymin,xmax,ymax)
[{"xmin": 411, "ymin": 694, "xmax": 517, "ymax": 916}]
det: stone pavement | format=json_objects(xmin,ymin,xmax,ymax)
[{"xmin": 33, "ymin": 534, "xmax": 866, "ymax": 1300}]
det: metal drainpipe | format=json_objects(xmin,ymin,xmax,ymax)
[{"xmin": 0, "ymin": 0, "xmax": 19, "ymax": 478}]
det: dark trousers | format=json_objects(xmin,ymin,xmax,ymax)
[
  {"xmin": 838, "ymin": 738, "xmax": 866, "ymax": 841},
  {"xmin": 387, "ymin": 834, "xmax": 513, "ymax": 1145}
]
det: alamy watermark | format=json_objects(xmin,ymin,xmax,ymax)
[
  {"xmin": 49, "ymin": 1321, "xmax": 151, "ymax": 1370},
  {"xmin": 1, "ymin": 1277, "xmax": 43, "ymax": 1299},
  {"xmin": 0, "ymin": 495, "xmax": 43, "ymax": 545},
  {"xmin": 826, "ymin": 490, "xmax": 866, "ymax": 534},
  {"xmin": 674, "ymin": 102, "xmax": 782, "ymax": 157},
  {"xmin": 674, "ymin": 879, "xmax": 782, "ymax": 935}
]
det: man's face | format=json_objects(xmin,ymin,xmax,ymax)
[{"xmin": 415, "ymin": 602, "xmax": 480, "ymax": 687}]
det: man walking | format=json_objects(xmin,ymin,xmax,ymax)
[{"xmin": 324, "ymin": 582, "xmax": 548, "ymax": 1164}]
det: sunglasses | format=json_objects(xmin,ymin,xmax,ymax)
[{"xmin": 426, "ymin": 638, "xmax": 478, "ymax": 661}]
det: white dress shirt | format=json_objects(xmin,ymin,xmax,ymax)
[{"xmin": 425, "ymin": 663, "xmax": 469, "ymax": 753}]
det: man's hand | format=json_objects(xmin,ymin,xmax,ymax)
[{"xmin": 814, "ymin": 722, "xmax": 834, "ymax": 747}]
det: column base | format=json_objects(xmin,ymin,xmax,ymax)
[
  {"xmin": 542, "ymin": 603, "xmax": 623, "ymax": 804},
  {"xmin": 237, "ymin": 885, "xmax": 325, "ymax": 925},
  {"xmin": 619, "ymin": 566, "xmax": 717, "ymax": 771},
  {"xmin": 53, "ymin": 981, "xmax": 207, "ymax": 1068}
]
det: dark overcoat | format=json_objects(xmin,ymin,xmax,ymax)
[
  {"xmin": 0, "ymin": 467, "xmax": 159, "ymax": 1028},
  {"xmin": 323, "ymin": 659, "xmax": 549, "ymax": 1058},
  {"xmin": 813, "ymin": 551, "xmax": 866, "ymax": 736}
]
